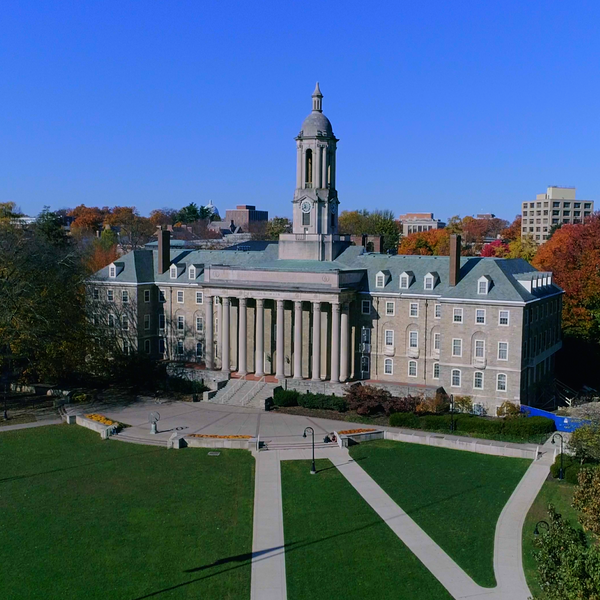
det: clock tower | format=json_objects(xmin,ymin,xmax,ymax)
[{"xmin": 279, "ymin": 84, "xmax": 350, "ymax": 261}]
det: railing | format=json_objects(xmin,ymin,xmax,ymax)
[
  {"xmin": 240, "ymin": 377, "xmax": 265, "ymax": 406},
  {"xmin": 217, "ymin": 378, "xmax": 246, "ymax": 405}
]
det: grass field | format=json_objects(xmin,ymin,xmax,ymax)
[
  {"xmin": 348, "ymin": 439, "xmax": 531, "ymax": 587},
  {"xmin": 280, "ymin": 459, "xmax": 453, "ymax": 600},
  {"xmin": 0, "ymin": 424, "xmax": 254, "ymax": 600},
  {"xmin": 522, "ymin": 478, "xmax": 586, "ymax": 598}
]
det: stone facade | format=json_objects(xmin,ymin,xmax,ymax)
[{"xmin": 89, "ymin": 85, "xmax": 563, "ymax": 414}]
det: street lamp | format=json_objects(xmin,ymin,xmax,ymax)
[
  {"xmin": 551, "ymin": 433, "xmax": 565, "ymax": 480},
  {"xmin": 303, "ymin": 427, "xmax": 316, "ymax": 475},
  {"xmin": 450, "ymin": 394, "xmax": 455, "ymax": 433},
  {"xmin": 534, "ymin": 520, "xmax": 549, "ymax": 536}
]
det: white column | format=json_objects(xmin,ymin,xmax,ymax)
[
  {"xmin": 293, "ymin": 301, "xmax": 302, "ymax": 379},
  {"xmin": 221, "ymin": 297, "xmax": 230, "ymax": 373},
  {"xmin": 238, "ymin": 298, "xmax": 247, "ymax": 375},
  {"xmin": 340, "ymin": 303, "xmax": 349, "ymax": 382},
  {"xmin": 315, "ymin": 143, "xmax": 322, "ymax": 189},
  {"xmin": 275, "ymin": 299, "xmax": 285, "ymax": 380},
  {"xmin": 331, "ymin": 302, "xmax": 341, "ymax": 382},
  {"xmin": 255, "ymin": 299, "xmax": 264, "ymax": 377},
  {"xmin": 296, "ymin": 144, "xmax": 302, "ymax": 188},
  {"xmin": 311, "ymin": 301, "xmax": 321, "ymax": 381},
  {"xmin": 205, "ymin": 295, "xmax": 214, "ymax": 369}
]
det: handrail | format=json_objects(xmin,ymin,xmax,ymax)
[
  {"xmin": 218, "ymin": 378, "xmax": 246, "ymax": 404},
  {"xmin": 240, "ymin": 377, "xmax": 265, "ymax": 406}
]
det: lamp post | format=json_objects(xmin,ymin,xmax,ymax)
[
  {"xmin": 534, "ymin": 520, "xmax": 549, "ymax": 536},
  {"xmin": 551, "ymin": 433, "xmax": 565, "ymax": 480},
  {"xmin": 303, "ymin": 427, "xmax": 316, "ymax": 475},
  {"xmin": 450, "ymin": 394, "xmax": 455, "ymax": 433}
]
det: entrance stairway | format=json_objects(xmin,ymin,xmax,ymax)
[{"xmin": 207, "ymin": 378, "xmax": 277, "ymax": 410}]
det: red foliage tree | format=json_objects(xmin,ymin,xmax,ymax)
[
  {"xmin": 398, "ymin": 228, "xmax": 451, "ymax": 255},
  {"xmin": 481, "ymin": 239, "xmax": 509, "ymax": 257}
]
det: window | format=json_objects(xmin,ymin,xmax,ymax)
[
  {"xmin": 474, "ymin": 371, "xmax": 484, "ymax": 389},
  {"xmin": 451, "ymin": 369, "xmax": 461, "ymax": 387},
  {"xmin": 434, "ymin": 332, "xmax": 441, "ymax": 351},
  {"xmin": 122, "ymin": 315, "xmax": 129, "ymax": 330},
  {"xmin": 159, "ymin": 289, "xmax": 166, "ymax": 303},
  {"xmin": 144, "ymin": 339, "xmax": 151, "ymax": 354},
  {"xmin": 159, "ymin": 314, "xmax": 165, "ymax": 330},
  {"xmin": 410, "ymin": 303, "xmax": 418, "ymax": 317},
  {"xmin": 409, "ymin": 331, "xmax": 418, "ymax": 348},
  {"xmin": 158, "ymin": 338, "xmax": 165, "ymax": 354},
  {"xmin": 361, "ymin": 327, "xmax": 371, "ymax": 344},
  {"xmin": 499, "ymin": 310, "xmax": 509, "ymax": 326},
  {"xmin": 196, "ymin": 316, "xmax": 204, "ymax": 332},
  {"xmin": 478, "ymin": 280, "xmax": 488, "ymax": 295},
  {"xmin": 109, "ymin": 265, "xmax": 116, "ymax": 278},
  {"xmin": 170, "ymin": 265, "xmax": 177, "ymax": 279},
  {"xmin": 452, "ymin": 338, "xmax": 462, "ymax": 357},
  {"xmin": 385, "ymin": 301, "xmax": 395, "ymax": 316},
  {"xmin": 453, "ymin": 308, "xmax": 463, "ymax": 323},
  {"xmin": 376, "ymin": 274, "xmax": 385, "ymax": 288},
  {"xmin": 93, "ymin": 288, "xmax": 99, "ymax": 301},
  {"xmin": 497, "ymin": 373, "xmax": 507, "ymax": 391},
  {"xmin": 189, "ymin": 266, "xmax": 196, "ymax": 280},
  {"xmin": 498, "ymin": 342, "xmax": 508, "ymax": 360},
  {"xmin": 433, "ymin": 363, "xmax": 440, "ymax": 379},
  {"xmin": 144, "ymin": 314, "xmax": 150, "ymax": 330},
  {"xmin": 424, "ymin": 275, "xmax": 434, "ymax": 290},
  {"xmin": 122, "ymin": 290, "xmax": 129, "ymax": 303},
  {"xmin": 123, "ymin": 340, "xmax": 130, "ymax": 355},
  {"xmin": 108, "ymin": 314, "xmax": 115, "ymax": 328},
  {"xmin": 475, "ymin": 340, "xmax": 485, "ymax": 358},
  {"xmin": 434, "ymin": 304, "xmax": 441, "ymax": 319},
  {"xmin": 476, "ymin": 309, "xmax": 486, "ymax": 324},
  {"xmin": 177, "ymin": 290, "xmax": 184, "ymax": 304},
  {"xmin": 361, "ymin": 355, "xmax": 370, "ymax": 373},
  {"xmin": 176, "ymin": 340, "xmax": 184, "ymax": 356},
  {"xmin": 385, "ymin": 330, "xmax": 394, "ymax": 347},
  {"xmin": 177, "ymin": 315, "xmax": 185, "ymax": 331},
  {"xmin": 196, "ymin": 342, "xmax": 203, "ymax": 358},
  {"xmin": 107, "ymin": 289, "xmax": 114, "ymax": 302},
  {"xmin": 361, "ymin": 300, "xmax": 371, "ymax": 315},
  {"xmin": 196, "ymin": 291, "xmax": 203, "ymax": 304},
  {"xmin": 384, "ymin": 358, "xmax": 393, "ymax": 375},
  {"xmin": 408, "ymin": 360, "xmax": 417, "ymax": 377},
  {"xmin": 400, "ymin": 275, "xmax": 409, "ymax": 289},
  {"xmin": 144, "ymin": 290, "xmax": 150, "ymax": 303}
]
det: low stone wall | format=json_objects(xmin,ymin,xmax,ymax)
[
  {"xmin": 338, "ymin": 430, "xmax": 384, "ymax": 447},
  {"xmin": 184, "ymin": 436, "xmax": 256, "ymax": 450},
  {"xmin": 75, "ymin": 415, "xmax": 117, "ymax": 440},
  {"xmin": 383, "ymin": 430, "xmax": 538, "ymax": 460},
  {"xmin": 281, "ymin": 379, "xmax": 438, "ymax": 399}
]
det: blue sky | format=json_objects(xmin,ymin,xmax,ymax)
[{"xmin": 2, "ymin": 0, "xmax": 599, "ymax": 222}]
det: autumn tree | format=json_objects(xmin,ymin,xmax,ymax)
[
  {"xmin": 501, "ymin": 215, "xmax": 522, "ymax": 241},
  {"xmin": 149, "ymin": 208, "xmax": 178, "ymax": 227},
  {"xmin": 338, "ymin": 209, "xmax": 400, "ymax": 252},
  {"xmin": 104, "ymin": 206, "xmax": 155, "ymax": 249},
  {"xmin": 0, "ymin": 201, "xmax": 23, "ymax": 220},
  {"xmin": 397, "ymin": 228, "xmax": 450, "ymax": 255},
  {"xmin": 263, "ymin": 216, "xmax": 292, "ymax": 240},
  {"xmin": 68, "ymin": 204, "xmax": 107, "ymax": 237},
  {"xmin": 480, "ymin": 239, "xmax": 509, "ymax": 257}
]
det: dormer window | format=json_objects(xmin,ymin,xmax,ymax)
[
  {"xmin": 477, "ymin": 276, "xmax": 492, "ymax": 295},
  {"xmin": 399, "ymin": 271, "xmax": 414, "ymax": 290},
  {"xmin": 170, "ymin": 265, "xmax": 178, "ymax": 279},
  {"xmin": 109, "ymin": 265, "xmax": 116, "ymax": 278},
  {"xmin": 189, "ymin": 266, "xmax": 196, "ymax": 280},
  {"xmin": 376, "ymin": 274, "xmax": 385, "ymax": 288},
  {"xmin": 424, "ymin": 272, "xmax": 438, "ymax": 291}
]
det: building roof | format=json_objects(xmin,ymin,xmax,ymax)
[
  {"xmin": 91, "ymin": 243, "xmax": 562, "ymax": 303},
  {"xmin": 300, "ymin": 111, "xmax": 333, "ymax": 137}
]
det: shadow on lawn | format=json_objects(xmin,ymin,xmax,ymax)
[
  {"xmin": 130, "ymin": 519, "xmax": 389, "ymax": 599},
  {"xmin": 0, "ymin": 448, "xmax": 165, "ymax": 483}
]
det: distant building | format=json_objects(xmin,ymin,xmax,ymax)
[
  {"xmin": 521, "ymin": 187, "xmax": 594, "ymax": 243},
  {"xmin": 225, "ymin": 205, "xmax": 268, "ymax": 232},
  {"xmin": 398, "ymin": 213, "xmax": 445, "ymax": 236},
  {"xmin": 476, "ymin": 213, "xmax": 495, "ymax": 220}
]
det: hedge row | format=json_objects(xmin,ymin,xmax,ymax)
[
  {"xmin": 273, "ymin": 388, "xmax": 348, "ymax": 412},
  {"xmin": 389, "ymin": 412, "xmax": 555, "ymax": 439}
]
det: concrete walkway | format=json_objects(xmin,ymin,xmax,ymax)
[{"xmin": 0, "ymin": 418, "xmax": 62, "ymax": 432}]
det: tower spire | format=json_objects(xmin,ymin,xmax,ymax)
[{"xmin": 312, "ymin": 82, "xmax": 323, "ymax": 112}]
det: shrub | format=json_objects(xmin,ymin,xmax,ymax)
[
  {"xmin": 453, "ymin": 395, "xmax": 473, "ymax": 413},
  {"xmin": 298, "ymin": 392, "xmax": 348, "ymax": 412},
  {"xmin": 389, "ymin": 412, "xmax": 420, "ymax": 428},
  {"xmin": 162, "ymin": 376, "xmax": 207, "ymax": 394},
  {"xmin": 496, "ymin": 401, "xmax": 522, "ymax": 418},
  {"xmin": 416, "ymin": 392, "xmax": 450, "ymax": 415},
  {"xmin": 503, "ymin": 416, "xmax": 555, "ymax": 437},
  {"xmin": 455, "ymin": 415, "xmax": 504, "ymax": 435},
  {"xmin": 569, "ymin": 424, "xmax": 600, "ymax": 463},
  {"xmin": 387, "ymin": 395, "xmax": 421, "ymax": 414},
  {"xmin": 273, "ymin": 389, "xmax": 300, "ymax": 407},
  {"xmin": 345, "ymin": 384, "xmax": 392, "ymax": 416},
  {"xmin": 550, "ymin": 453, "xmax": 585, "ymax": 484}
]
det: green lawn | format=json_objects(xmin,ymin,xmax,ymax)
[
  {"xmin": 0, "ymin": 424, "xmax": 254, "ymax": 600},
  {"xmin": 522, "ymin": 478, "xmax": 586, "ymax": 598},
  {"xmin": 281, "ymin": 459, "xmax": 453, "ymax": 600},
  {"xmin": 348, "ymin": 439, "xmax": 531, "ymax": 587}
]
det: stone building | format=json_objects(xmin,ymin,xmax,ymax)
[
  {"xmin": 398, "ymin": 213, "xmax": 445, "ymax": 236},
  {"xmin": 90, "ymin": 84, "xmax": 563, "ymax": 412}
]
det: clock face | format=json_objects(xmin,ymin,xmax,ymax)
[{"xmin": 301, "ymin": 201, "xmax": 312, "ymax": 214}]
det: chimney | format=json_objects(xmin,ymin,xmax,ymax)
[
  {"xmin": 157, "ymin": 228, "xmax": 171, "ymax": 275},
  {"xmin": 449, "ymin": 234, "xmax": 461, "ymax": 286}
]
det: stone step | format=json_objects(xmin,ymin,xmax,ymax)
[{"xmin": 112, "ymin": 433, "xmax": 167, "ymax": 447}]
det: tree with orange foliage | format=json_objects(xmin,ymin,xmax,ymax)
[
  {"xmin": 501, "ymin": 215, "xmax": 522, "ymax": 242},
  {"xmin": 149, "ymin": 208, "xmax": 177, "ymax": 227},
  {"xmin": 481, "ymin": 239, "xmax": 509, "ymax": 257},
  {"xmin": 104, "ymin": 206, "xmax": 155, "ymax": 249},
  {"xmin": 68, "ymin": 205, "xmax": 108, "ymax": 236},
  {"xmin": 398, "ymin": 228, "xmax": 451, "ymax": 255},
  {"xmin": 534, "ymin": 215, "xmax": 600, "ymax": 340},
  {"xmin": 86, "ymin": 229, "xmax": 119, "ymax": 274}
]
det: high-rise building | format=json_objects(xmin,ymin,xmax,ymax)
[{"xmin": 521, "ymin": 187, "xmax": 594, "ymax": 243}]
